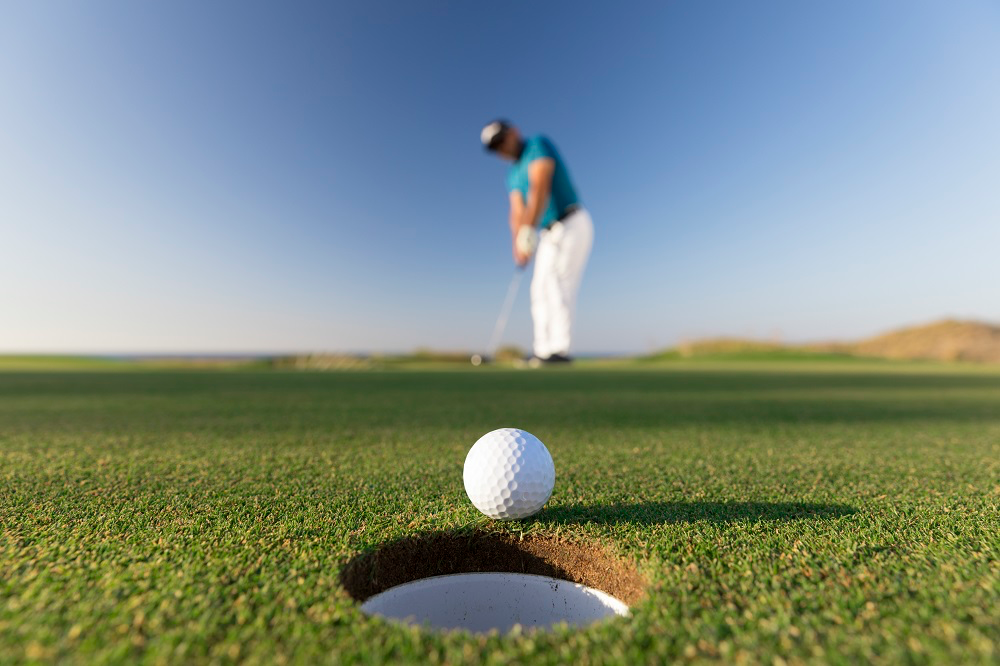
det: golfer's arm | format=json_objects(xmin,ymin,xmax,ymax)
[
  {"xmin": 509, "ymin": 191, "xmax": 525, "ymax": 239},
  {"xmin": 523, "ymin": 158, "xmax": 555, "ymax": 229}
]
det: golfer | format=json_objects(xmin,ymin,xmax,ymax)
[{"xmin": 481, "ymin": 120, "xmax": 593, "ymax": 364}]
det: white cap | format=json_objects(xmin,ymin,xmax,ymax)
[{"xmin": 480, "ymin": 120, "xmax": 511, "ymax": 150}]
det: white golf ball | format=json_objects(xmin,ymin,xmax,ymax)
[{"xmin": 463, "ymin": 428, "xmax": 555, "ymax": 520}]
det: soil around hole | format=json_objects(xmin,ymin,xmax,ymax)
[{"xmin": 339, "ymin": 529, "xmax": 645, "ymax": 606}]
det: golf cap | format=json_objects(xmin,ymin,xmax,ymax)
[{"xmin": 481, "ymin": 119, "xmax": 512, "ymax": 151}]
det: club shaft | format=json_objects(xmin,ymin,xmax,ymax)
[{"xmin": 487, "ymin": 270, "xmax": 523, "ymax": 357}]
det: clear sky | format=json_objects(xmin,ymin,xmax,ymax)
[{"xmin": 2, "ymin": 1, "xmax": 999, "ymax": 354}]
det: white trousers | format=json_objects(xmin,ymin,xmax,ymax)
[{"xmin": 531, "ymin": 208, "xmax": 594, "ymax": 359}]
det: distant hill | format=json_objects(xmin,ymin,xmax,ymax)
[
  {"xmin": 676, "ymin": 338, "xmax": 786, "ymax": 356},
  {"xmin": 652, "ymin": 319, "xmax": 1000, "ymax": 364},
  {"xmin": 644, "ymin": 338, "xmax": 855, "ymax": 363},
  {"xmin": 841, "ymin": 319, "xmax": 1000, "ymax": 363}
]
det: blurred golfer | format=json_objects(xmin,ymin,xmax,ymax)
[{"xmin": 481, "ymin": 120, "xmax": 593, "ymax": 364}]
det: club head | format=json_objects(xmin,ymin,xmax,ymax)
[{"xmin": 470, "ymin": 354, "xmax": 490, "ymax": 367}]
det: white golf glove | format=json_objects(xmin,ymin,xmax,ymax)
[{"xmin": 515, "ymin": 225, "xmax": 538, "ymax": 257}]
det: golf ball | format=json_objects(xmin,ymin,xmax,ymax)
[{"xmin": 463, "ymin": 428, "xmax": 555, "ymax": 520}]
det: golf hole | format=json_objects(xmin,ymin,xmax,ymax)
[{"xmin": 340, "ymin": 530, "xmax": 644, "ymax": 635}]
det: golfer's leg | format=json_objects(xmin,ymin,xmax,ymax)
[
  {"xmin": 547, "ymin": 210, "xmax": 594, "ymax": 356},
  {"xmin": 530, "ymin": 232, "xmax": 559, "ymax": 359}
]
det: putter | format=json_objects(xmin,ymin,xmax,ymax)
[{"xmin": 471, "ymin": 267, "xmax": 524, "ymax": 366}]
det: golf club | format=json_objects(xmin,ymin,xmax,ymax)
[{"xmin": 471, "ymin": 267, "xmax": 524, "ymax": 366}]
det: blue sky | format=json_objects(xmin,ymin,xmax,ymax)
[{"xmin": 2, "ymin": 1, "xmax": 998, "ymax": 354}]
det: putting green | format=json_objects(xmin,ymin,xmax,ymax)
[{"xmin": 1, "ymin": 365, "xmax": 997, "ymax": 664}]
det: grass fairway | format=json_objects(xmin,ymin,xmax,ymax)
[{"xmin": 1, "ymin": 365, "xmax": 997, "ymax": 664}]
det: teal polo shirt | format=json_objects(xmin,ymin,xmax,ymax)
[{"xmin": 505, "ymin": 135, "xmax": 581, "ymax": 230}]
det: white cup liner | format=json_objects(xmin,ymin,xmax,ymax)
[{"xmin": 360, "ymin": 572, "xmax": 630, "ymax": 634}]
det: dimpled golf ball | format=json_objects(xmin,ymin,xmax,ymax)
[{"xmin": 463, "ymin": 428, "xmax": 555, "ymax": 520}]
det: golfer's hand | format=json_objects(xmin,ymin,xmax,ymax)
[{"xmin": 513, "ymin": 243, "xmax": 531, "ymax": 267}]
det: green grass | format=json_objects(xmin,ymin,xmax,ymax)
[
  {"xmin": 1, "ymin": 366, "xmax": 997, "ymax": 664},
  {"xmin": 637, "ymin": 348, "xmax": 867, "ymax": 363},
  {"xmin": 0, "ymin": 356, "xmax": 130, "ymax": 371}
]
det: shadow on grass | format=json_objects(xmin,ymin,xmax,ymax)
[{"xmin": 534, "ymin": 501, "xmax": 856, "ymax": 526}]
